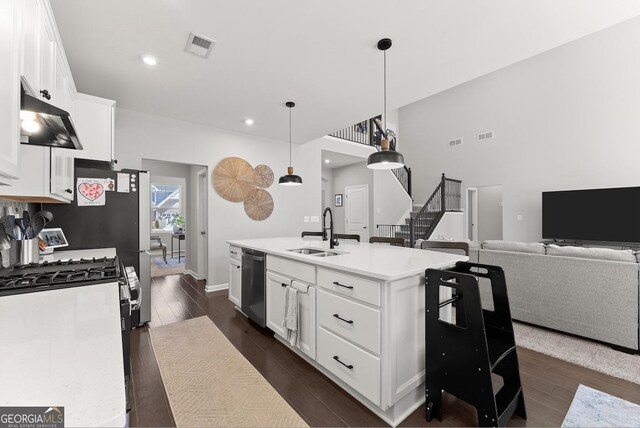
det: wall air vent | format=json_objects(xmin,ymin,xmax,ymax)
[
  {"xmin": 184, "ymin": 32, "xmax": 216, "ymax": 58},
  {"xmin": 478, "ymin": 131, "xmax": 494, "ymax": 141},
  {"xmin": 448, "ymin": 138, "xmax": 463, "ymax": 147}
]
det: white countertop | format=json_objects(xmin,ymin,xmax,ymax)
[
  {"xmin": 0, "ymin": 247, "xmax": 126, "ymax": 427},
  {"xmin": 227, "ymin": 237, "xmax": 467, "ymax": 281}
]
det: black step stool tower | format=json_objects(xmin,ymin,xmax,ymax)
[{"xmin": 425, "ymin": 261, "xmax": 526, "ymax": 427}]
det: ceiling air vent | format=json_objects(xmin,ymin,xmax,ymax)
[
  {"xmin": 184, "ymin": 32, "xmax": 216, "ymax": 58},
  {"xmin": 478, "ymin": 131, "xmax": 494, "ymax": 141},
  {"xmin": 448, "ymin": 138, "xmax": 463, "ymax": 147}
]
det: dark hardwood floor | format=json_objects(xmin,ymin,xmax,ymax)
[{"xmin": 130, "ymin": 274, "xmax": 640, "ymax": 427}]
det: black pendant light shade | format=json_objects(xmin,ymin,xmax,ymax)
[
  {"xmin": 367, "ymin": 148, "xmax": 404, "ymax": 169},
  {"xmin": 279, "ymin": 101, "xmax": 302, "ymax": 186},
  {"xmin": 367, "ymin": 38, "xmax": 405, "ymax": 170}
]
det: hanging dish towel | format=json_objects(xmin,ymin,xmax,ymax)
[{"xmin": 283, "ymin": 285, "xmax": 299, "ymax": 347}]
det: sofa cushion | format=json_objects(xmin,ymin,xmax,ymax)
[
  {"xmin": 547, "ymin": 244, "xmax": 636, "ymax": 263},
  {"xmin": 482, "ymin": 240, "xmax": 545, "ymax": 254}
]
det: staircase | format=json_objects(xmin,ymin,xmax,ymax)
[
  {"xmin": 329, "ymin": 118, "xmax": 461, "ymax": 246},
  {"xmin": 376, "ymin": 173, "xmax": 462, "ymax": 247}
]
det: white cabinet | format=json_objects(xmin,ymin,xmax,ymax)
[
  {"xmin": 0, "ymin": 145, "xmax": 73, "ymax": 203},
  {"xmin": 0, "ymin": 0, "xmax": 22, "ymax": 180},
  {"xmin": 38, "ymin": 11, "xmax": 56, "ymax": 103},
  {"xmin": 266, "ymin": 270, "xmax": 316, "ymax": 359},
  {"xmin": 317, "ymin": 289, "xmax": 381, "ymax": 354},
  {"xmin": 20, "ymin": 0, "xmax": 76, "ymax": 112},
  {"xmin": 50, "ymin": 148, "xmax": 74, "ymax": 200},
  {"xmin": 20, "ymin": 0, "xmax": 41, "ymax": 95},
  {"xmin": 266, "ymin": 272, "xmax": 288, "ymax": 338},
  {"xmin": 229, "ymin": 258, "xmax": 242, "ymax": 308},
  {"xmin": 73, "ymin": 94, "xmax": 116, "ymax": 162}
]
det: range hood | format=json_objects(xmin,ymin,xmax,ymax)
[{"xmin": 20, "ymin": 85, "xmax": 83, "ymax": 150}]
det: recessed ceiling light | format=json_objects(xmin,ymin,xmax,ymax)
[
  {"xmin": 324, "ymin": 159, "xmax": 330, "ymax": 164},
  {"xmin": 244, "ymin": 118, "xmax": 254, "ymax": 126},
  {"xmin": 141, "ymin": 54, "xmax": 158, "ymax": 66}
]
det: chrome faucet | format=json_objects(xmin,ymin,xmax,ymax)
[{"xmin": 322, "ymin": 207, "xmax": 339, "ymax": 249}]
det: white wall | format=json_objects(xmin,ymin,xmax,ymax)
[
  {"xmin": 399, "ymin": 17, "xmax": 640, "ymax": 243},
  {"xmin": 321, "ymin": 167, "xmax": 333, "ymax": 212},
  {"xmin": 430, "ymin": 212, "xmax": 465, "ymax": 241},
  {"xmin": 331, "ymin": 162, "xmax": 374, "ymax": 234},
  {"xmin": 116, "ymin": 111, "xmax": 375, "ymax": 286},
  {"xmin": 372, "ymin": 170, "xmax": 412, "ymax": 231},
  {"xmin": 477, "ymin": 185, "xmax": 503, "ymax": 241},
  {"xmin": 117, "ymin": 108, "xmax": 319, "ymax": 286}
]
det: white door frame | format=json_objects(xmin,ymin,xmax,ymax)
[
  {"xmin": 196, "ymin": 168, "xmax": 208, "ymax": 282},
  {"xmin": 344, "ymin": 184, "xmax": 370, "ymax": 242},
  {"xmin": 466, "ymin": 187, "xmax": 478, "ymax": 241}
]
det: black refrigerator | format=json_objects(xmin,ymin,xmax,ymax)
[{"xmin": 44, "ymin": 161, "xmax": 151, "ymax": 324}]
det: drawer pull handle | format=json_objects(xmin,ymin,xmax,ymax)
[
  {"xmin": 333, "ymin": 281, "xmax": 354, "ymax": 290},
  {"xmin": 236, "ymin": 266, "xmax": 240, "ymax": 269},
  {"xmin": 281, "ymin": 283, "xmax": 288, "ymax": 288},
  {"xmin": 333, "ymin": 355, "xmax": 353, "ymax": 369},
  {"xmin": 230, "ymin": 251, "xmax": 237, "ymax": 255},
  {"xmin": 333, "ymin": 314, "xmax": 354, "ymax": 324}
]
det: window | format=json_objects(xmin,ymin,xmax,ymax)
[{"xmin": 151, "ymin": 183, "xmax": 182, "ymax": 230}]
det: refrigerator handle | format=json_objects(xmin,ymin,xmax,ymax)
[{"xmin": 138, "ymin": 171, "xmax": 151, "ymax": 251}]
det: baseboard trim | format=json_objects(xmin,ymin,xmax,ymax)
[
  {"xmin": 205, "ymin": 283, "xmax": 229, "ymax": 293},
  {"xmin": 184, "ymin": 269, "xmax": 200, "ymax": 280}
]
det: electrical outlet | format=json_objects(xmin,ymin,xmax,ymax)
[
  {"xmin": 310, "ymin": 216, "xmax": 319, "ymax": 223},
  {"xmin": 304, "ymin": 216, "xmax": 310, "ymax": 223}
]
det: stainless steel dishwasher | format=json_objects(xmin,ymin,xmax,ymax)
[{"xmin": 241, "ymin": 249, "xmax": 267, "ymax": 327}]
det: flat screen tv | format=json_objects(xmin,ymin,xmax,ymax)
[{"xmin": 542, "ymin": 186, "xmax": 640, "ymax": 243}]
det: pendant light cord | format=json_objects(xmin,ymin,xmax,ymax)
[
  {"xmin": 289, "ymin": 106, "xmax": 292, "ymax": 167},
  {"xmin": 383, "ymin": 48, "xmax": 387, "ymax": 132}
]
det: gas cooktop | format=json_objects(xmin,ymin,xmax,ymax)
[{"xmin": 0, "ymin": 257, "xmax": 123, "ymax": 296}]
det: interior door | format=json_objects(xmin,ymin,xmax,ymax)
[
  {"xmin": 197, "ymin": 169, "xmax": 208, "ymax": 281},
  {"xmin": 345, "ymin": 184, "xmax": 370, "ymax": 242}
]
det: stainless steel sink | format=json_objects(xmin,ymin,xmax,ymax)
[
  {"xmin": 311, "ymin": 251, "xmax": 341, "ymax": 257},
  {"xmin": 287, "ymin": 248, "xmax": 325, "ymax": 255}
]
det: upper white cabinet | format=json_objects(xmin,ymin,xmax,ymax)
[
  {"xmin": 0, "ymin": 0, "xmax": 22, "ymax": 180},
  {"xmin": 20, "ymin": 0, "xmax": 40, "ymax": 97},
  {"xmin": 74, "ymin": 94, "xmax": 116, "ymax": 162},
  {"xmin": 21, "ymin": 0, "xmax": 71, "ymax": 109}
]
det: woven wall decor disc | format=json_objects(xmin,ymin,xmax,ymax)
[
  {"xmin": 244, "ymin": 189, "xmax": 274, "ymax": 221},
  {"xmin": 212, "ymin": 157, "xmax": 256, "ymax": 202},
  {"xmin": 254, "ymin": 164, "xmax": 274, "ymax": 188}
]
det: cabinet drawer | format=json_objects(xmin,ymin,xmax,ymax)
[
  {"xmin": 317, "ymin": 327, "xmax": 380, "ymax": 406},
  {"xmin": 229, "ymin": 245, "xmax": 241, "ymax": 261},
  {"xmin": 317, "ymin": 268, "xmax": 381, "ymax": 306},
  {"xmin": 267, "ymin": 255, "xmax": 316, "ymax": 285},
  {"xmin": 318, "ymin": 289, "xmax": 381, "ymax": 354}
]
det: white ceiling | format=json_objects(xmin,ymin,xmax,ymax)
[
  {"xmin": 51, "ymin": 1, "xmax": 640, "ymax": 144},
  {"xmin": 322, "ymin": 150, "xmax": 367, "ymax": 170}
]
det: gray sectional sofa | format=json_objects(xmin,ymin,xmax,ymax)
[{"xmin": 423, "ymin": 239, "xmax": 639, "ymax": 351}]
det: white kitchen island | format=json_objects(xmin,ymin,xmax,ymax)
[
  {"xmin": 0, "ymin": 248, "xmax": 126, "ymax": 428},
  {"xmin": 227, "ymin": 237, "xmax": 467, "ymax": 426}
]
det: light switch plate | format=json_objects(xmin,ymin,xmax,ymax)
[
  {"xmin": 517, "ymin": 214, "xmax": 522, "ymax": 221},
  {"xmin": 304, "ymin": 216, "xmax": 310, "ymax": 223},
  {"xmin": 310, "ymin": 216, "xmax": 319, "ymax": 223}
]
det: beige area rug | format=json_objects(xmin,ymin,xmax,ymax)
[
  {"xmin": 513, "ymin": 321, "xmax": 640, "ymax": 384},
  {"xmin": 149, "ymin": 316, "xmax": 308, "ymax": 427}
]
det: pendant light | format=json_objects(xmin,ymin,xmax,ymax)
[
  {"xmin": 279, "ymin": 101, "xmax": 303, "ymax": 186},
  {"xmin": 367, "ymin": 38, "xmax": 405, "ymax": 170}
]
